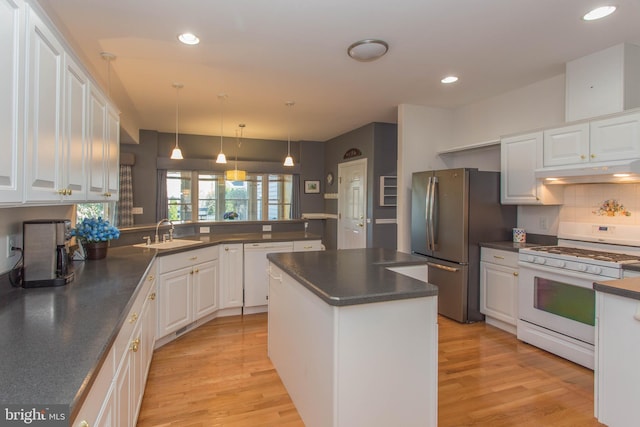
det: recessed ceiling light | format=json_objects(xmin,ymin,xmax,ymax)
[
  {"xmin": 583, "ymin": 6, "xmax": 616, "ymax": 21},
  {"xmin": 441, "ymin": 76, "xmax": 459, "ymax": 84},
  {"xmin": 347, "ymin": 39, "xmax": 389, "ymax": 62},
  {"xmin": 178, "ymin": 32, "xmax": 200, "ymax": 45}
]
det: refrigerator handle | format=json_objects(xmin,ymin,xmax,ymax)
[
  {"xmin": 431, "ymin": 176, "xmax": 439, "ymax": 250},
  {"xmin": 425, "ymin": 176, "xmax": 432, "ymax": 250},
  {"xmin": 427, "ymin": 261, "xmax": 459, "ymax": 272}
]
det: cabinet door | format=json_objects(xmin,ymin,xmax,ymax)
[
  {"xmin": 193, "ymin": 259, "xmax": 219, "ymax": 319},
  {"xmin": 596, "ymin": 292, "xmax": 640, "ymax": 427},
  {"xmin": 157, "ymin": 267, "xmax": 192, "ymax": 337},
  {"xmin": 87, "ymin": 84, "xmax": 107, "ymax": 199},
  {"xmin": 219, "ymin": 244, "xmax": 244, "ymax": 309},
  {"xmin": 480, "ymin": 261, "xmax": 518, "ymax": 326},
  {"xmin": 590, "ymin": 112, "xmax": 640, "ymax": 163},
  {"xmin": 501, "ymin": 132, "xmax": 542, "ymax": 204},
  {"xmin": 543, "ymin": 123, "xmax": 589, "ymax": 167},
  {"xmin": 0, "ymin": 0, "xmax": 24, "ymax": 204},
  {"xmin": 115, "ymin": 345, "xmax": 132, "ymax": 427},
  {"xmin": 24, "ymin": 6, "xmax": 64, "ymax": 202},
  {"xmin": 62, "ymin": 53, "xmax": 88, "ymax": 201}
]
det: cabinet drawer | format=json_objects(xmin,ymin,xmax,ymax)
[
  {"xmin": 293, "ymin": 240, "xmax": 323, "ymax": 251},
  {"xmin": 481, "ymin": 247, "xmax": 518, "ymax": 268},
  {"xmin": 158, "ymin": 246, "xmax": 218, "ymax": 273},
  {"xmin": 113, "ymin": 272, "xmax": 155, "ymax": 359}
]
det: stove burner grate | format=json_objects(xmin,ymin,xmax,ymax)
[{"xmin": 529, "ymin": 246, "xmax": 640, "ymax": 263}]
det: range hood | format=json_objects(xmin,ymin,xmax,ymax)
[{"xmin": 535, "ymin": 159, "xmax": 640, "ymax": 184}]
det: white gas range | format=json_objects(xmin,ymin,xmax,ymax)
[{"xmin": 517, "ymin": 222, "xmax": 640, "ymax": 369}]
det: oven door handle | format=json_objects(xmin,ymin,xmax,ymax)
[{"xmin": 518, "ymin": 262, "xmax": 609, "ymax": 281}]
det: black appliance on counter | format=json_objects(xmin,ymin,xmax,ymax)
[
  {"xmin": 23, "ymin": 219, "xmax": 74, "ymax": 288},
  {"xmin": 411, "ymin": 168, "xmax": 517, "ymax": 323}
]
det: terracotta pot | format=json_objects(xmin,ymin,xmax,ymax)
[{"xmin": 84, "ymin": 241, "xmax": 109, "ymax": 260}]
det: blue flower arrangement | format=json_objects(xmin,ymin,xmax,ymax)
[
  {"xmin": 71, "ymin": 217, "xmax": 120, "ymax": 243},
  {"xmin": 223, "ymin": 211, "xmax": 239, "ymax": 220}
]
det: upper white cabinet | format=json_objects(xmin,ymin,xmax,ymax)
[
  {"xmin": 566, "ymin": 43, "xmax": 640, "ymax": 122},
  {"xmin": 501, "ymin": 132, "xmax": 562, "ymax": 205},
  {"xmin": 87, "ymin": 84, "xmax": 120, "ymax": 202},
  {"xmin": 0, "ymin": 0, "xmax": 24, "ymax": 205},
  {"xmin": 590, "ymin": 112, "xmax": 640, "ymax": 163},
  {"xmin": 543, "ymin": 112, "xmax": 640, "ymax": 167},
  {"xmin": 24, "ymin": 6, "xmax": 64, "ymax": 202},
  {"xmin": 543, "ymin": 123, "xmax": 589, "ymax": 167}
]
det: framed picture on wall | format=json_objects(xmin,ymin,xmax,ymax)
[{"xmin": 304, "ymin": 180, "xmax": 320, "ymax": 194}]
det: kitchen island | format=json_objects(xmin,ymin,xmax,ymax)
[{"xmin": 267, "ymin": 248, "xmax": 438, "ymax": 427}]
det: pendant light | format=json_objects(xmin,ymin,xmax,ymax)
[
  {"xmin": 283, "ymin": 101, "xmax": 295, "ymax": 167},
  {"xmin": 225, "ymin": 124, "xmax": 246, "ymax": 181},
  {"xmin": 170, "ymin": 83, "xmax": 184, "ymax": 159},
  {"xmin": 216, "ymin": 93, "xmax": 228, "ymax": 164}
]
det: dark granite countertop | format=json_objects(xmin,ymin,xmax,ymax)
[
  {"xmin": 622, "ymin": 262, "xmax": 640, "ymax": 272},
  {"xmin": 594, "ymin": 277, "xmax": 640, "ymax": 301},
  {"xmin": 267, "ymin": 248, "xmax": 438, "ymax": 306},
  {"xmin": 479, "ymin": 241, "xmax": 542, "ymax": 252},
  {"xmin": 0, "ymin": 230, "xmax": 320, "ymax": 420}
]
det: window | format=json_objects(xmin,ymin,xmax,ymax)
[
  {"xmin": 76, "ymin": 202, "xmax": 116, "ymax": 223},
  {"xmin": 167, "ymin": 171, "xmax": 294, "ymax": 221}
]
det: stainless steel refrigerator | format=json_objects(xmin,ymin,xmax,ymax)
[{"xmin": 411, "ymin": 168, "xmax": 516, "ymax": 323}]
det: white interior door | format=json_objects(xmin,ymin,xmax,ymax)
[{"xmin": 338, "ymin": 159, "xmax": 367, "ymax": 249}]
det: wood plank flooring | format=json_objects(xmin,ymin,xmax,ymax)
[{"xmin": 137, "ymin": 314, "xmax": 604, "ymax": 426}]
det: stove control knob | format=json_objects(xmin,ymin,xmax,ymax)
[
  {"xmin": 534, "ymin": 257, "xmax": 546, "ymax": 265},
  {"xmin": 577, "ymin": 264, "xmax": 587, "ymax": 272},
  {"xmin": 587, "ymin": 265, "xmax": 602, "ymax": 274},
  {"xmin": 552, "ymin": 260, "xmax": 566, "ymax": 268},
  {"xmin": 526, "ymin": 255, "xmax": 535, "ymax": 262}
]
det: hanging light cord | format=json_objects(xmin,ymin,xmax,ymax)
[
  {"xmin": 175, "ymin": 86, "xmax": 179, "ymax": 149},
  {"xmin": 287, "ymin": 102, "xmax": 293, "ymax": 156}
]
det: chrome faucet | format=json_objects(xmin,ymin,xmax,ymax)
[{"xmin": 155, "ymin": 219, "xmax": 174, "ymax": 243}]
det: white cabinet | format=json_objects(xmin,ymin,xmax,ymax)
[
  {"xmin": 244, "ymin": 241, "xmax": 294, "ymax": 312},
  {"xmin": 219, "ymin": 243, "xmax": 244, "ymax": 309},
  {"xmin": 87, "ymin": 84, "xmax": 120, "ymax": 202},
  {"xmin": 480, "ymin": 247, "xmax": 519, "ymax": 334},
  {"xmin": 595, "ymin": 291, "xmax": 640, "ymax": 427},
  {"xmin": 24, "ymin": 6, "xmax": 64, "ymax": 202},
  {"xmin": 293, "ymin": 239, "xmax": 323, "ymax": 252},
  {"xmin": 0, "ymin": 0, "xmax": 25, "ymax": 205},
  {"xmin": 73, "ymin": 268, "xmax": 157, "ymax": 427},
  {"xmin": 500, "ymin": 132, "xmax": 562, "ymax": 205},
  {"xmin": 543, "ymin": 112, "xmax": 640, "ymax": 167},
  {"xmin": 157, "ymin": 247, "xmax": 219, "ymax": 338},
  {"xmin": 590, "ymin": 112, "xmax": 640, "ymax": 163},
  {"xmin": 543, "ymin": 123, "xmax": 590, "ymax": 167},
  {"xmin": 566, "ymin": 43, "xmax": 640, "ymax": 122}
]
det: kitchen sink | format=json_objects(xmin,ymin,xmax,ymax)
[{"xmin": 133, "ymin": 239, "xmax": 202, "ymax": 249}]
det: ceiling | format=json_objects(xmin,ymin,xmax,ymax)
[{"xmin": 37, "ymin": 0, "xmax": 640, "ymax": 144}]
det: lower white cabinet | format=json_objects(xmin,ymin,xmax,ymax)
[
  {"xmin": 480, "ymin": 247, "xmax": 519, "ymax": 334},
  {"xmin": 73, "ymin": 266, "xmax": 157, "ymax": 427},
  {"xmin": 157, "ymin": 246, "xmax": 219, "ymax": 338},
  {"xmin": 219, "ymin": 243, "xmax": 244, "ymax": 309},
  {"xmin": 595, "ymin": 291, "xmax": 640, "ymax": 427}
]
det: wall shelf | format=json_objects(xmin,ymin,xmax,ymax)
[
  {"xmin": 379, "ymin": 176, "xmax": 397, "ymax": 206},
  {"xmin": 436, "ymin": 139, "xmax": 500, "ymax": 155}
]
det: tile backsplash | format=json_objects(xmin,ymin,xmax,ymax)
[{"xmin": 560, "ymin": 184, "xmax": 640, "ymax": 224}]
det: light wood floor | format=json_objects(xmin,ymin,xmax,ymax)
[{"xmin": 137, "ymin": 313, "xmax": 604, "ymax": 427}]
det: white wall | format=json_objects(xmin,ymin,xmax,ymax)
[
  {"xmin": 0, "ymin": 205, "xmax": 74, "ymax": 274},
  {"xmin": 398, "ymin": 74, "xmax": 567, "ymax": 252}
]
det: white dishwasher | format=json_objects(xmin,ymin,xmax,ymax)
[{"xmin": 244, "ymin": 241, "xmax": 294, "ymax": 310}]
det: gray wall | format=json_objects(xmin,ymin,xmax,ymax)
[
  {"xmin": 120, "ymin": 130, "xmax": 324, "ymax": 236},
  {"xmin": 323, "ymin": 122, "xmax": 397, "ymax": 250}
]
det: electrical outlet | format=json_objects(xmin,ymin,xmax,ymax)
[
  {"xmin": 539, "ymin": 217, "xmax": 548, "ymax": 230},
  {"xmin": 6, "ymin": 234, "xmax": 17, "ymax": 258},
  {"xmin": 262, "ymin": 224, "xmax": 272, "ymax": 232}
]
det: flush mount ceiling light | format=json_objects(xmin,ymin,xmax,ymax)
[
  {"xmin": 170, "ymin": 83, "xmax": 184, "ymax": 160},
  {"xmin": 216, "ymin": 93, "xmax": 228, "ymax": 164},
  {"xmin": 441, "ymin": 76, "xmax": 459, "ymax": 84},
  {"xmin": 178, "ymin": 32, "xmax": 200, "ymax": 45},
  {"xmin": 283, "ymin": 101, "xmax": 295, "ymax": 167},
  {"xmin": 347, "ymin": 39, "xmax": 389, "ymax": 62},
  {"xmin": 583, "ymin": 6, "xmax": 616, "ymax": 21}
]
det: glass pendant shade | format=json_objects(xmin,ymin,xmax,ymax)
[
  {"xmin": 170, "ymin": 147, "xmax": 183, "ymax": 159},
  {"xmin": 284, "ymin": 101, "xmax": 295, "ymax": 167},
  {"xmin": 216, "ymin": 152, "xmax": 227, "ymax": 163},
  {"xmin": 283, "ymin": 155, "xmax": 294, "ymax": 167},
  {"xmin": 216, "ymin": 94, "xmax": 228, "ymax": 163},
  {"xmin": 225, "ymin": 169, "xmax": 246, "ymax": 181}
]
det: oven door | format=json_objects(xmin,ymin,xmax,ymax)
[{"xmin": 518, "ymin": 263, "xmax": 597, "ymax": 345}]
